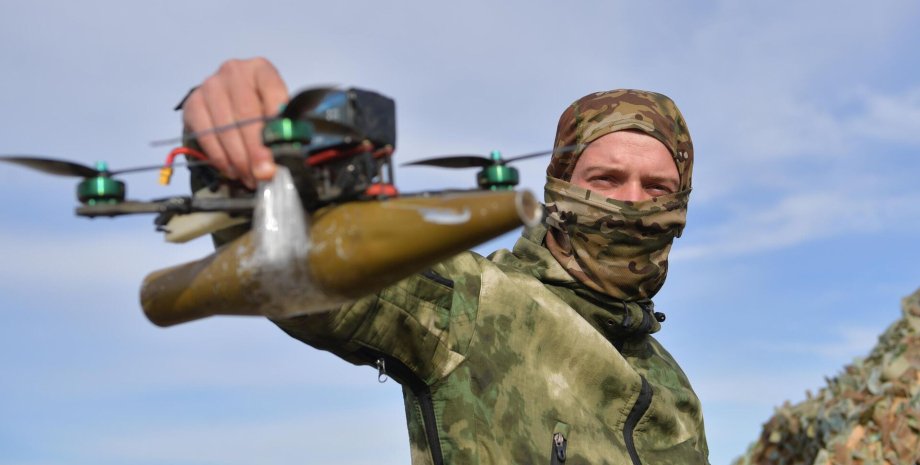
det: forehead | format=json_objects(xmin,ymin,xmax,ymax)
[
  {"xmin": 548, "ymin": 89, "xmax": 693, "ymax": 191},
  {"xmin": 575, "ymin": 131, "xmax": 677, "ymax": 174}
]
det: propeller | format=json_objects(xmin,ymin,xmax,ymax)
[
  {"xmin": 281, "ymin": 86, "xmax": 339, "ymax": 119},
  {"xmin": 0, "ymin": 156, "xmax": 101, "ymax": 178},
  {"xmin": 403, "ymin": 145, "xmax": 582, "ymax": 169},
  {"xmin": 0, "ymin": 155, "xmax": 209, "ymax": 178},
  {"xmin": 401, "ymin": 145, "xmax": 582, "ymax": 191},
  {"xmin": 0, "ymin": 155, "xmax": 219, "ymax": 206}
]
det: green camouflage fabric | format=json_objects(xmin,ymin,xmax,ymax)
[
  {"xmin": 273, "ymin": 224, "xmax": 709, "ymax": 465},
  {"xmin": 544, "ymin": 176, "xmax": 690, "ymax": 301},
  {"xmin": 732, "ymin": 287, "xmax": 920, "ymax": 465},
  {"xmin": 546, "ymin": 89, "xmax": 693, "ymax": 192}
]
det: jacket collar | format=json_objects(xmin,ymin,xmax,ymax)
[{"xmin": 489, "ymin": 224, "xmax": 662, "ymax": 340}]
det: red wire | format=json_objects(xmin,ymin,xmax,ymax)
[
  {"xmin": 165, "ymin": 143, "xmax": 392, "ymax": 169},
  {"xmin": 159, "ymin": 147, "xmax": 209, "ymax": 185},
  {"xmin": 373, "ymin": 145, "xmax": 394, "ymax": 159},
  {"xmin": 165, "ymin": 147, "xmax": 209, "ymax": 166},
  {"xmin": 307, "ymin": 141, "xmax": 375, "ymax": 167}
]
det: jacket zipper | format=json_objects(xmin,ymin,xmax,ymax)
[
  {"xmin": 365, "ymin": 350, "xmax": 445, "ymax": 465},
  {"xmin": 623, "ymin": 376, "xmax": 652, "ymax": 465},
  {"xmin": 550, "ymin": 432, "xmax": 567, "ymax": 464},
  {"xmin": 415, "ymin": 382, "xmax": 445, "ymax": 465}
]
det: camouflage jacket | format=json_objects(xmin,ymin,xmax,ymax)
[{"xmin": 274, "ymin": 225, "xmax": 709, "ymax": 465}]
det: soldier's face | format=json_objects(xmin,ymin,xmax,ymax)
[{"xmin": 570, "ymin": 130, "xmax": 679, "ymax": 202}]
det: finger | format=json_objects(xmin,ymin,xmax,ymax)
[
  {"xmin": 201, "ymin": 76, "xmax": 255, "ymax": 188},
  {"xmin": 234, "ymin": 99, "xmax": 275, "ymax": 182},
  {"xmin": 252, "ymin": 59, "xmax": 290, "ymax": 180},
  {"xmin": 254, "ymin": 58, "xmax": 290, "ymax": 116},
  {"xmin": 228, "ymin": 61, "xmax": 285, "ymax": 182},
  {"xmin": 183, "ymin": 90, "xmax": 233, "ymax": 178}
]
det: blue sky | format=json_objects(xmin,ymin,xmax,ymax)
[{"xmin": 1, "ymin": 1, "xmax": 919, "ymax": 464}]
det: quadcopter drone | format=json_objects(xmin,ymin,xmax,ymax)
[{"xmin": 1, "ymin": 86, "xmax": 573, "ymax": 244}]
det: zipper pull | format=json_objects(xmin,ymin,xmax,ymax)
[
  {"xmin": 551, "ymin": 432, "xmax": 567, "ymax": 464},
  {"xmin": 376, "ymin": 357, "xmax": 388, "ymax": 383}
]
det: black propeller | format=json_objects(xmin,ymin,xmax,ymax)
[
  {"xmin": 0, "ymin": 156, "xmax": 100, "ymax": 178},
  {"xmin": 0, "ymin": 155, "xmax": 209, "ymax": 178},
  {"xmin": 281, "ymin": 86, "xmax": 339, "ymax": 119},
  {"xmin": 403, "ymin": 155, "xmax": 495, "ymax": 169},
  {"xmin": 403, "ymin": 145, "xmax": 582, "ymax": 169}
]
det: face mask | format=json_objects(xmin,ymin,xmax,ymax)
[{"xmin": 544, "ymin": 176, "xmax": 689, "ymax": 301}]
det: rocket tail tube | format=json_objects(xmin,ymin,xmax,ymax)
[{"xmin": 140, "ymin": 189, "xmax": 542, "ymax": 327}]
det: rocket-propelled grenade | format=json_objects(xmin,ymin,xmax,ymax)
[{"xmin": 140, "ymin": 168, "xmax": 542, "ymax": 327}]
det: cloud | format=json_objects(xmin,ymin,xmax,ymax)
[
  {"xmin": 690, "ymin": 326, "xmax": 884, "ymax": 406},
  {"xmin": 645, "ymin": 0, "xmax": 920, "ymax": 205},
  {"xmin": 2, "ymin": 3, "xmax": 919, "ymax": 465},
  {"xmin": 66, "ymin": 403, "xmax": 411, "ymax": 465},
  {"xmin": 752, "ymin": 325, "xmax": 882, "ymax": 360},
  {"xmin": 673, "ymin": 189, "xmax": 920, "ymax": 261},
  {"xmin": 693, "ymin": 370, "xmax": 826, "ymax": 406},
  {"xmin": 0, "ymin": 229, "xmax": 211, "ymax": 292},
  {"xmin": 846, "ymin": 86, "xmax": 920, "ymax": 146}
]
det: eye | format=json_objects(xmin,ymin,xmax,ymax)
[
  {"xmin": 590, "ymin": 175, "xmax": 621, "ymax": 186},
  {"xmin": 645, "ymin": 183, "xmax": 675, "ymax": 196}
]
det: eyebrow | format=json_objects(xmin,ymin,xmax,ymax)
[
  {"xmin": 643, "ymin": 174, "xmax": 679, "ymax": 189},
  {"xmin": 581, "ymin": 165, "xmax": 629, "ymax": 177}
]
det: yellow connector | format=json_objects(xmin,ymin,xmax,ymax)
[{"xmin": 159, "ymin": 166, "xmax": 174, "ymax": 185}]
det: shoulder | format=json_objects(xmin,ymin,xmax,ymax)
[
  {"xmin": 427, "ymin": 249, "xmax": 541, "ymax": 298},
  {"xmin": 638, "ymin": 335, "xmax": 697, "ymax": 391}
]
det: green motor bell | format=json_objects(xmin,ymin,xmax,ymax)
[
  {"xmin": 262, "ymin": 117, "xmax": 312, "ymax": 146},
  {"xmin": 77, "ymin": 161, "xmax": 125, "ymax": 205},
  {"xmin": 477, "ymin": 150, "xmax": 519, "ymax": 190}
]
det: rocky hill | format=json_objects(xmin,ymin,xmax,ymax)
[{"xmin": 731, "ymin": 288, "xmax": 920, "ymax": 465}]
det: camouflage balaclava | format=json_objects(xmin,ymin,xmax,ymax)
[{"xmin": 544, "ymin": 89, "xmax": 693, "ymax": 301}]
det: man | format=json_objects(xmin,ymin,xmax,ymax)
[{"xmin": 183, "ymin": 58, "xmax": 709, "ymax": 464}]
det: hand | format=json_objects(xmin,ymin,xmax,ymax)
[{"xmin": 182, "ymin": 57, "xmax": 289, "ymax": 189}]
